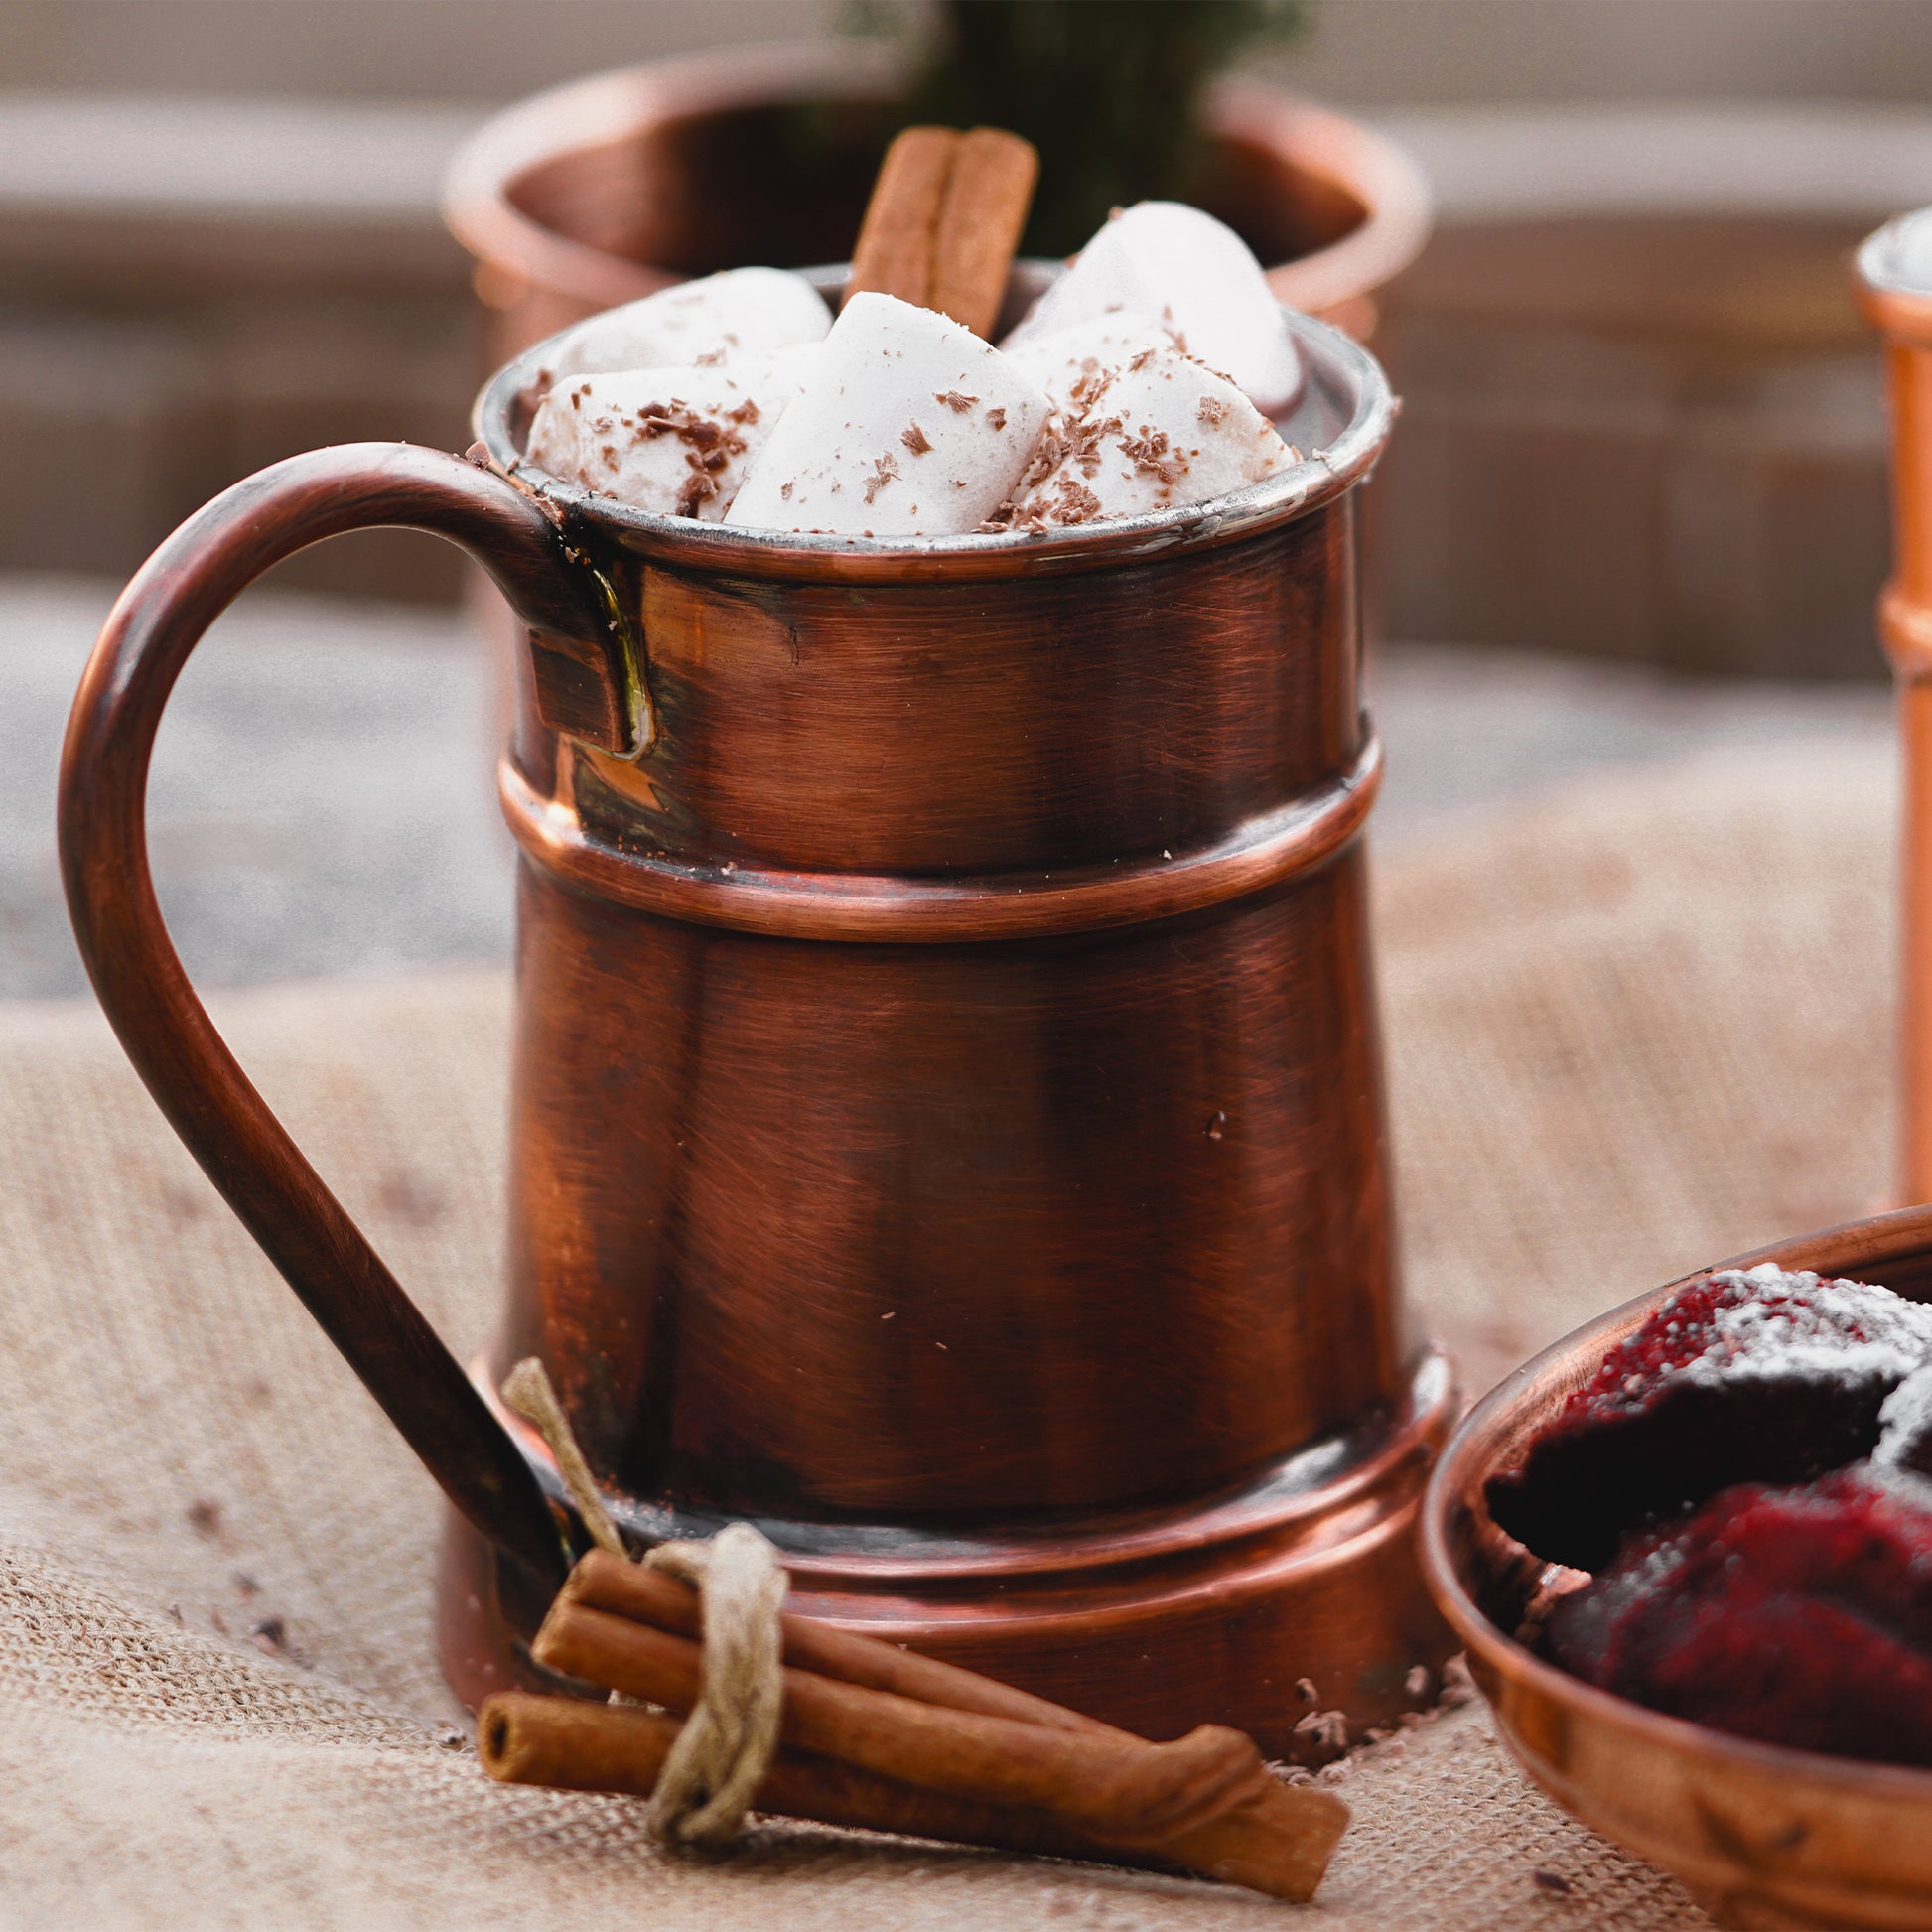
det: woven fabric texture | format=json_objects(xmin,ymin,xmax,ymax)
[{"xmin": 0, "ymin": 744, "xmax": 1891, "ymax": 1929}]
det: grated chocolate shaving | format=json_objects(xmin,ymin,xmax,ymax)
[
  {"xmin": 1070, "ymin": 414, "xmax": 1119, "ymax": 479},
  {"xmin": 674, "ymin": 470, "xmax": 717, "ymax": 518},
  {"xmin": 1010, "ymin": 422, "xmax": 1069, "ymax": 501},
  {"xmin": 1292, "ymin": 1709, "xmax": 1349, "ymax": 1753},
  {"xmin": 863, "ymin": 452, "xmax": 898, "ymax": 503},
  {"xmin": 1004, "ymin": 470, "xmax": 1104, "ymax": 532},
  {"xmin": 1119, "ymin": 425, "xmax": 1185, "ymax": 487},
  {"xmin": 1066, "ymin": 367, "xmax": 1111, "ymax": 413}
]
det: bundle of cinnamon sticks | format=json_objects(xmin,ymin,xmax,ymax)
[{"xmin": 481, "ymin": 1550, "xmax": 1348, "ymax": 1902}]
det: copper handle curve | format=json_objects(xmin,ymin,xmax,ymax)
[{"xmin": 56, "ymin": 441, "xmax": 626, "ymax": 1592}]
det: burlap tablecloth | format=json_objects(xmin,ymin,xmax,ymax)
[{"xmin": 0, "ymin": 743, "xmax": 1892, "ymax": 1929}]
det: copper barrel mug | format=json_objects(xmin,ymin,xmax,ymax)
[{"xmin": 58, "ymin": 281, "xmax": 1453, "ymax": 1757}]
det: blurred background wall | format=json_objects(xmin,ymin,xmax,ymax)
[
  {"xmin": 7, "ymin": 0, "xmax": 1930, "ymax": 105},
  {"xmin": 2, "ymin": 0, "xmax": 1928, "ymax": 671}
]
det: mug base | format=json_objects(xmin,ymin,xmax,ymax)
[{"xmin": 438, "ymin": 1348, "xmax": 1457, "ymax": 1760}]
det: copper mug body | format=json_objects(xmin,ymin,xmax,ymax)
[{"xmin": 60, "ymin": 302, "xmax": 1451, "ymax": 1758}]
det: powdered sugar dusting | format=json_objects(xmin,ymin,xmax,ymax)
[
  {"xmin": 1877, "ymin": 1361, "xmax": 1932, "ymax": 1473},
  {"xmin": 1587, "ymin": 1263, "xmax": 1932, "ymax": 1410},
  {"xmin": 1693, "ymin": 1264, "xmax": 1932, "ymax": 1387}
]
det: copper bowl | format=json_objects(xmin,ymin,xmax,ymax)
[{"xmin": 1421, "ymin": 1205, "xmax": 1932, "ymax": 1930}]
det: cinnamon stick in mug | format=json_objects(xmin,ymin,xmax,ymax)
[
  {"xmin": 928, "ymin": 127, "xmax": 1038, "ymax": 338},
  {"xmin": 845, "ymin": 124, "xmax": 1037, "ymax": 338},
  {"xmin": 847, "ymin": 125, "xmax": 956, "ymax": 310}
]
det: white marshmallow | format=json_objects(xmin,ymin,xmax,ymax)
[
  {"xmin": 1002, "ymin": 203, "xmax": 1302, "ymax": 417},
  {"xmin": 1003, "ymin": 346, "xmax": 1294, "ymax": 530},
  {"xmin": 1002, "ymin": 311, "xmax": 1176, "ymax": 413},
  {"xmin": 523, "ymin": 346, "xmax": 817, "ymax": 520},
  {"xmin": 726, "ymin": 292, "xmax": 1051, "ymax": 538},
  {"xmin": 537, "ymin": 268, "xmax": 832, "ymax": 383}
]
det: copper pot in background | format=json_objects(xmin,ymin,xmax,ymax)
[
  {"xmin": 440, "ymin": 38, "xmax": 1434, "ymax": 363},
  {"xmin": 60, "ymin": 303, "xmax": 1452, "ymax": 1760}
]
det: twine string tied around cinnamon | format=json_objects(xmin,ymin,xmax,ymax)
[
  {"xmin": 641, "ymin": 1528, "xmax": 788, "ymax": 1847},
  {"xmin": 501, "ymin": 1357, "xmax": 788, "ymax": 1850}
]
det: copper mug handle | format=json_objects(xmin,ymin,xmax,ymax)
[{"xmin": 57, "ymin": 442, "xmax": 639, "ymax": 1596}]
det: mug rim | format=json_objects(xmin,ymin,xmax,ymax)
[{"xmin": 471, "ymin": 274, "xmax": 1395, "ymax": 584}]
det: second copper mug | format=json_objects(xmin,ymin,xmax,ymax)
[{"xmin": 59, "ymin": 296, "xmax": 1452, "ymax": 1757}]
